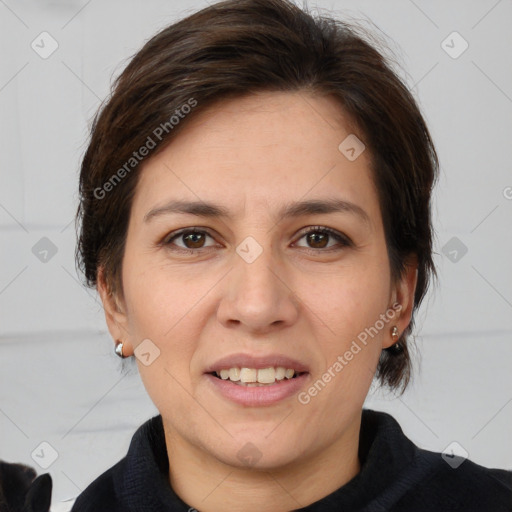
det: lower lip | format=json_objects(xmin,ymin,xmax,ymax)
[{"xmin": 205, "ymin": 373, "xmax": 309, "ymax": 407}]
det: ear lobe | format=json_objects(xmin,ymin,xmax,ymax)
[
  {"xmin": 384, "ymin": 257, "xmax": 418, "ymax": 349},
  {"xmin": 97, "ymin": 267, "xmax": 131, "ymax": 348}
]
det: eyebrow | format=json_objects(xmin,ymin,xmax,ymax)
[{"xmin": 143, "ymin": 198, "xmax": 371, "ymax": 226}]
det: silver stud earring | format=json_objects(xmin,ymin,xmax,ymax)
[
  {"xmin": 115, "ymin": 341, "xmax": 125, "ymax": 358},
  {"xmin": 386, "ymin": 326, "xmax": 403, "ymax": 354}
]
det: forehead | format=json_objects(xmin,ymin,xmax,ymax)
[{"xmin": 132, "ymin": 91, "xmax": 380, "ymax": 227}]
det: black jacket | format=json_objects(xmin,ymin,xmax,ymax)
[{"xmin": 71, "ymin": 409, "xmax": 512, "ymax": 511}]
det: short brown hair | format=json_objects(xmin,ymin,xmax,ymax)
[{"xmin": 76, "ymin": 0, "xmax": 439, "ymax": 391}]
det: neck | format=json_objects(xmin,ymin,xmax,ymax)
[{"xmin": 164, "ymin": 417, "xmax": 362, "ymax": 512}]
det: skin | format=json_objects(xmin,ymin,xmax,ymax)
[{"xmin": 98, "ymin": 91, "xmax": 417, "ymax": 512}]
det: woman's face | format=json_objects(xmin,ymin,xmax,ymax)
[{"xmin": 101, "ymin": 91, "xmax": 416, "ymax": 470}]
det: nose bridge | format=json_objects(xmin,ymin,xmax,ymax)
[
  {"xmin": 234, "ymin": 235, "xmax": 281, "ymax": 307},
  {"xmin": 218, "ymin": 233, "xmax": 299, "ymax": 331}
]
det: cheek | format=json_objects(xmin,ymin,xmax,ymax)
[
  {"xmin": 124, "ymin": 264, "xmax": 202, "ymax": 414},
  {"xmin": 301, "ymin": 260, "xmax": 390, "ymax": 391},
  {"xmin": 123, "ymin": 255, "xmax": 199, "ymax": 333},
  {"xmin": 121, "ymin": 258, "xmax": 205, "ymax": 386},
  {"xmin": 306, "ymin": 262, "xmax": 390, "ymax": 336}
]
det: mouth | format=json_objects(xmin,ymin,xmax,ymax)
[
  {"xmin": 203, "ymin": 354, "xmax": 310, "ymax": 406},
  {"xmin": 208, "ymin": 366, "xmax": 307, "ymax": 386}
]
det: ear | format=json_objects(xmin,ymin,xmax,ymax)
[
  {"xmin": 97, "ymin": 266, "xmax": 133, "ymax": 356},
  {"xmin": 383, "ymin": 255, "xmax": 418, "ymax": 349}
]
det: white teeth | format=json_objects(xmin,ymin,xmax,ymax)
[
  {"xmin": 228, "ymin": 368, "xmax": 241, "ymax": 381},
  {"xmin": 257, "ymin": 367, "xmax": 276, "ymax": 384},
  {"xmin": 214, "ymin": 366, "xmax": 299, "ymax": 384},
  {"xmin": 275, "ymin": 367, "xmax": 286, "ymax": 380},
  {"xmin": 239, "ymin": 368, "xmax": 257, "ymax": 383}
]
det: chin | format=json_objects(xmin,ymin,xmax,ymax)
[
  {"xmin": 217, "ymin": 444, "xmax": 304, "ymax": 471},
  {"xmin": 201, "ymin": 428, "xmax": 310, "ymax": 470}
]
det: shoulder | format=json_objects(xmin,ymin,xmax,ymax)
[
  {"xmin": 397, "ymin": 445, "xmax": 512, "ymax": 511},
  {"xmin": 70, "ymin": 459, "xmax": 124, "ymax": 512},
  {"xmin": 361, "ymin": 410, "xmax": 512, "ymax": 511},
  {"xmin": 70, "ymin": 415, "xmax": 164, "ymax": 511}
]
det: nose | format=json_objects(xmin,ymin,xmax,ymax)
[{"xmin": 216, "ymin": 242, "xmax": 300, "ymax": 334}]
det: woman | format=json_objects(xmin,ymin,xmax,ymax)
[{"xmin": 71, "ymin": 0, "xmax": 512, "ymax": 510}]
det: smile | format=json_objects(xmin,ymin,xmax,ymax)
[
  {"xmin": 206, "ymin": 369, "xmax": 309, "ymax": 406},
  {"xmin": 212, "ymin": 366, "xmax": 303, "ymax": 385}
]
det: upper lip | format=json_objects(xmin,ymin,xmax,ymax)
[{"xmin": 204, "ymin": 353, "xmax": 310, "ymax": 373}]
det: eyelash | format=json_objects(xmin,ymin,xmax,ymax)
[{"xmin": 161, "ymin": 226, "xmax": 353, "ymax": 255}]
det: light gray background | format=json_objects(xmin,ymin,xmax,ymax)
[{"xmin": 1, "ymin": 0, "xmax": 511, "ymax": 508}]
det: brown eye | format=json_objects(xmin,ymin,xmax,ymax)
[
  {"xmin": 306, "ymin": 231, "xmax": 329, "ymax": 249},
  {"xmin": 295, "ymin": 226, "xmax": 352, "ymax": 251},
  {"xmin": 162, "ymin": 226, "xmax": 351, "ymax": 255},
  {"xmin": 182, "ymin": 232, "xmax": 206, "ymax": 249},
  {"xmin": 164, "ymin": 229, "xmax": 216, "ymax": 252}
]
